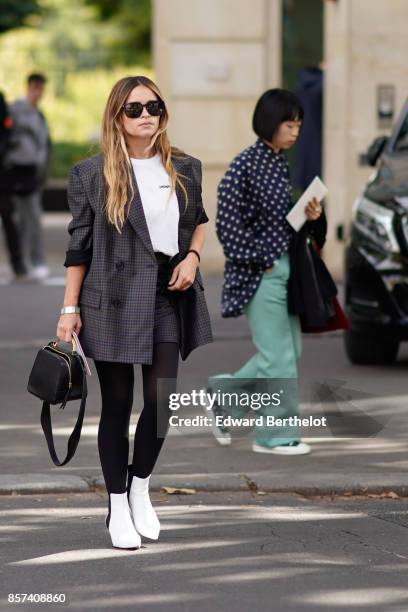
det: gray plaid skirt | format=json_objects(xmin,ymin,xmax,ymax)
[{"xmin": 153, "ymin": 252, "xmax": 180, "ymax": 345}]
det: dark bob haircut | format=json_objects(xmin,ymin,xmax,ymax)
[{"xmin": 252, "ymin": 88, "xmax": 304, "ymax": 141}]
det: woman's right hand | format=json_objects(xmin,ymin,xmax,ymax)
[{"xmin": 56, "ymin": 313, "xmax": 82, "ymax": 343}]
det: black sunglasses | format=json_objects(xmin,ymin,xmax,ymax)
[{"xmin": 122, "ymin": 100, "xmax": 165, "ymax": 119}]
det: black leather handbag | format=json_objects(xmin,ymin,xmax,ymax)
[
  {"xmin": 27, "ymin": 339, "xmax": 87, "ymax": 466},
  {"xmin": 288, "ymin": 212, "xmax": 338, "ymax": 329}
]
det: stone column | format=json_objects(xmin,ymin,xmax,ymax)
[
  {"xmin": 153, "ymin": 0, "xmax": 282, "ymax": 272},
  {"xmin": 323, "ymin": 0, "xmax": 408, "ymax": 278}
]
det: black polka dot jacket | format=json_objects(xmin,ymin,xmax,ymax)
[{"xmin": 216, "ymin": 137, "xmax": 328, "ymax": 318}]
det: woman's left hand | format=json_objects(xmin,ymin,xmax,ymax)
[
  {"xmin": 305, "ymin": 197, "xmax": 323, "ymax": 221},
  {"xmin": 168, "ymin": 253, "xmax": 199, "ymax": 291}
]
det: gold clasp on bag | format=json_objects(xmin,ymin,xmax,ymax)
[{"xmin": 46, "ymin": 343, "xmax": 73, "ymax": 397}]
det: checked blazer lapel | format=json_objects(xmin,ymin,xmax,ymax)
[
  {"xmin": 127, "ymin": 162, "xmax": 156, "ymax": 262},
  {"xmin": 170, "ymin": 154, "xmax": 191, "ymax": 263},
  {"xmin": 171, "ymin": 154, "xmax": 190, "ymax": 214}
]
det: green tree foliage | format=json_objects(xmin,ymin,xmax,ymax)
[
  {"xmin": 86, "ymin": 0, "xmax": 151, "ymax": 63},
  {"xmin": 0, "ymin": 0, "xmax": 152, "ymax": 177},
  {"xmin": 0, "ymin": 0, "xmax": 128, "ymax": 98},
  {"xmin": 0, "ymin": 0, "xmax": 42, "ymax": 33}
]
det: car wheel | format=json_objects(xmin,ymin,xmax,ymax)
[{"xmin": 344, "ymin": 330, "xmax": 399, "ymax": 365}]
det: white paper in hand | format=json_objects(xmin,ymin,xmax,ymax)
[
  {"xmin": 286, "ymin": 176, "xmax": 328, "ymax": 232},
  {"xmin": 72, "ymin": 331, "xmax": 92, "ymax": 376}
]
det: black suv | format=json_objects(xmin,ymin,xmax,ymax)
[{"xmin": 344, "ymin": 98, "xmax": 408, "ymax": 364}]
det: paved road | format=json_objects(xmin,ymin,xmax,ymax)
[
  {"xmin": 1, "ymin": 216, "xmax": 408, "ymax": 496},
  {"xmin": 1, "ymin": 491, "xmax": 408, "ymax": 612},
  {"xmin": 1, "ymin": 216, "xmax": 408, "ymax": 612},
  {"xmin": 1, "ymin": 275, "xmax": 408, "ymax": 495}
]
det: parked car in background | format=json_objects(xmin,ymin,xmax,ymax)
[{"xmin": 344, "ymin": 98, "xmax": 408, "ymax": 364}]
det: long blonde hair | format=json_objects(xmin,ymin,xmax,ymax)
[{"xmin": 100, "ymin": 75, "xmax": 188, "ymax": 233}]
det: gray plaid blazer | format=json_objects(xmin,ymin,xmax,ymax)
[{"xmin": 64, "ymin": 152, "xmax": 213, "ymax": 364}]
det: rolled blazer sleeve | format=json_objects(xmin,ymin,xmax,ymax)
[
  {"xmin": 191, "ymin": 158, "xmax": 209, "ymax": 227},
  {"xmin": 63, "ymin": 164, "xmax": 94, "ymax": 268}
]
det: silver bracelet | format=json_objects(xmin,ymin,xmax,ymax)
[{"xmin": 61, "ymin": 306, "xmax": 80, "ymax": 314}]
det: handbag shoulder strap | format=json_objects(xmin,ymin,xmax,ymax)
[{"xmin": 40, "ymin": 359, "xmax": 87, "ymax": 467}]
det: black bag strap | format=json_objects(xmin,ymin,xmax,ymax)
[{"xmin": 40, "ymin": 359, "xmax": 87, "ymax": 467}]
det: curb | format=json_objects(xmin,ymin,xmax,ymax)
[
  {"xmin": 0, "ymin": 474, "xmax": 90, "ymax": 495},
  {"xmin": 1, "ymin": 474, "xmax": 408, "ymax": 497}
]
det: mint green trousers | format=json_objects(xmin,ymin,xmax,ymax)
[{"xmin": 208, "ymin": 252, "xmax": 302, "ymax": 447}]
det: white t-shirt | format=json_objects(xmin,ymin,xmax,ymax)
[{"xmin": 130, "ymin": 153, "xmax": 179, "ymax": 257}]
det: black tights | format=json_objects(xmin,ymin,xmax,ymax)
[{"xmin": 94, "ymin": 342, "xmax": 179, "ymax": 493}]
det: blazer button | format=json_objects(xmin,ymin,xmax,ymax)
[
  {"xmin": 115, "ymin": 261, "xmax": 125, "ymax": 271},
  {"xmin": 112, "ymin": 298, "xmax": 122, "ymax": 308}
]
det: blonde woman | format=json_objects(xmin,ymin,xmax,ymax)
[{"xmin": 56, "ymin": 76, "xmax": 213, "ymax": 550}]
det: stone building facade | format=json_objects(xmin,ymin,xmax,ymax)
[{"xmin": 154, "ymin": 0, "xmax": 408, "ymax": 277}]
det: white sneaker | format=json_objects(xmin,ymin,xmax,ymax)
[
  {"xmin": 105, "ymin": 492, "xmax": 141, "ymax": 549},
  {"xmin": 127, "ymin": 467, "xmax": 160, "ymax": 540},
  {"xmin": 252, "ymin": 441, "xmax": 311, "ymax": 455},
  {"xmin": 29, "ymin": 265, "xmax": 50, "ymax": 280},
  {"xmin": 202, "ymin": 387, "xmax": 232, "ymax": 446}
]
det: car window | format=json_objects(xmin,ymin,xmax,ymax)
[{"xmin": 394, "ymin": 112, "xmax": 408, "ymax": 152}]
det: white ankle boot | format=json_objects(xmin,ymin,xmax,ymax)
[
  {"xmin": 127, "ymin": 465, "xmax": 160, "ymax": 540},
  {"xmin": 105, "ymin": 492, "xmax": 141, "ymax": 549}
]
